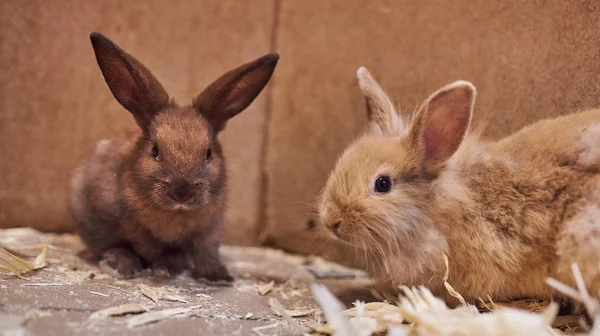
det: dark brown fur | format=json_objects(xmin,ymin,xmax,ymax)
[{"xmin": 70, "ymin": 32, "xmax": 278, "ymax": 281}]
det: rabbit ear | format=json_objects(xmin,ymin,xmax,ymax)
[
  {"xmin": 357, "ymin": 67, "xmax": 403, "ymax": 136},
  {"xmin": 193, "ymin": 53, "xmax": 279, "ymax": 132},
  {"xmin": 90, "ymin": 33, "xmax": 170, "ymax": 131},
  {"xmin": 408, "ymin": 80, "xmax": 476, "ymax": 172}
]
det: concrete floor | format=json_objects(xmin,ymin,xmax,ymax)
[{"xmin": 0, "ymin": 228, "xmax": 373, "ymax": 336}]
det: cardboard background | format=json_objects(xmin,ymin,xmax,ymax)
[{"xmin": 2, "ymin": 1, "xmax": 600, "ymax": 258}]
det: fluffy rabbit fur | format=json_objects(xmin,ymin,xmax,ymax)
[
  {"xmin": 317, "ymin": 67, "xmax": 600, "ymax": 304},
  {"xmin": 71, "ymin": 33, "xmax": 278, "ymax": 281}
]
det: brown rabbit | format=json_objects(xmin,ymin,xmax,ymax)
[
  {"xmin": 316, "ymin": 66, "xmax": 600, "ymax": 304},
  {"xmin": 70, "ymin": 32, "xmax": 279, "ymax": 281}
]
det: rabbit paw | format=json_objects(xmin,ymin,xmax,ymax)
[
  {"xmin": 151, "ymin": 252, "xmax": 189, "ymax": 277},
  {"xmin": 99, "ymin": 248, "xmax": 142, "ymax": 279},
  {"xmin": 192, "ymin": 263, "xmax": 233, "ymax": 283}
]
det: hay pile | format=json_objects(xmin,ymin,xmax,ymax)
[{"xmin": 308, "ymin": 260, "xmax": 599, "ymax": 336}]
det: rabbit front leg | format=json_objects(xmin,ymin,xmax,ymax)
[
  {"xmin": 121, "ymin": 224, "xmax": 166, "ymax": 267},
  {"xmin": 151, "ymin": 249, "xmax": 191, "ymax": 277},
  {"xmin": 99, "ymin": 247, "xmax": 143, "ymax": 279},
  {"xmin": 189, "ymin": 233, "xmax": 232, "ymax": 282}
]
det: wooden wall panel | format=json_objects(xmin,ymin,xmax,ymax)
[{"xmin": 264, "ymin": 0, "xmax": 600, "ymax": 259}]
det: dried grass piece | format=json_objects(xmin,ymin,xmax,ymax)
[
  {"xmin": 0, "ymin": 246, "xmax": 47, "ymax": 275},
  {"xmin": 105, "ymin": 285, "xmax": 134, "ymax": 296},
  {"xmin": 305, "ymin": 256, "xmax": 366, "ymax": 279},
  {"xmin": 552, "ymin": 314, "xmax": 583, "ymax": 331},
  {"xmin": 268, "ymin": 298, "xmax": 314, "ymax": 318},
  {"xmin": 267, "ymin": 297, "xmax": 305, "ymax": 335},
  {"xmin": 126, "ymin": 306, "xmax": 201, "ymax": 328},
  {"xmin": 497, "ymin": 299, "xmax": 549, "ymax": 313},
  {"xmin": 33, "ymin": 246, "xmax": 48, "ymax": 269},
  {"xmin": 546, "ymin": 263, "xmax": 600, "ymax": 317},
  {"xmin": 283, "ymin": 308, "xmax": 315, "ymax": 318},
  {"xmin": 546, "ymin": 278, "xmax": 583, "ymax": 302},
  {"xmin": 90, "ymin": 304, "xmax": 147, "ymax": 319},
  {"xmin": 258, "ymin": 280, "xmax": 275, "ymax": 296},
  {"xmin": 310, "ymin": 256, "xmax": 564, "ymax": 336},
  {"xmin": 138, "ymin": 284, "xmax": 160, "ymax": 304},
  {"xmin": 443, "ymin": 254, "xmax": 468, "ymax": 308},
  {"xmin": 20, "ymin": 283, "xmax": 62, "ymax": 287},
  {"xmin": 89, "ymin": 291, "xmax": 109, "ymax": 297},
  {"xmin": 0, "ymin": 243, "xmax": 48, "ymax": 258},
  {"xmin": 546, "ymin": 262, "xmax": 600, "ymax": 336},
  {"xmin": 137, "ymin": 284, "xmax": 188, "ymax": 304},
  {"xmin": 310, "ymin": 284, "xmax": 355, "ymax": 336},
  {"xmin": 161, "ymin": 294, "xmax": 189, "ymax": 303},
  {"xmin": 345, "ymin": 301, "xmax": 404, "ymax": 326}
]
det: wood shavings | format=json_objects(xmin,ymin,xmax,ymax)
[
  {"xmin": 0, "ymin": 245, "xmax": 47, "ymax": 275},
  {"xmin": 267, "ymin": 297, "xmax": 305, "ymax": 335},
  {"xmin": 547, "ymin": 278, "xmax": 583, "ymax": 302},
  {"xmin": 252, "ymin": 322, "xmax": 280, "ymax": 336},
  {"xmin": 90, "ymin": 304, "xmax": 147, "ymax": 319},
  {"xmin": 137, "ymin": 284, "xmax": 189, "ymax": 304},
  {"xmin": 345, "ymin": 301, "xmax": 404, "ymax": 326},
  {"xmin": 138, "ymin": 284, "xmax": 160, "ymax": 304},
  {"xmin": 268, "ymin": 297, "xmax": 297, "ymax": 325},
  {"xmin": 268, "ymin": 297, "xmax": 314, "ymax": 317},
  {"xmin": 282, "ymin": 308, "xmax": 315, "ymax": 318},
  {"xmin": 258, "ymin": 280, "xmax": 275, "ymax": 296},
  {"xmin": 305, "ymin": 256, "xmax": 366, "ymax": 279},
  {"xmin": 126, "ymin": 306, "xmax": 201, "ymax": 328},
  {"xmin": 162, "ymin": 294, "xmax": 189, "ymax": 303},
  {"xmin": 0, "ymin": 228, "xmax": 49, "ymax": 249},
  {"xmin": 0, "ymin": 244, "xmax": 42, "ymax": 258},
  {"xmin": 309, "ymin": 256, "xmax": 566, "ymax": 336},
  {"xmin": 310, "ymin": 284, "xmax": 354, "ymax": 336},
  {"xmin": 105, "ymin": 285, "xmax": 134, "ymax": 295},
  {"xmin": 20, "ymin": 283, "xmax": 62, "ymax": 287},
  {"xmin": 275, "ymin": 280, "xmax": 312, "ymax": 301},
  {"xmin": 311, "ymin": 284, "xmax": 561, "ymax": 336},
  {"xmin": 350, "ymin": 313, "xmax": 381, "ymax": 336}
]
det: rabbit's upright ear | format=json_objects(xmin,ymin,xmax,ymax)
[
  {"xmin": 193, "ymin": 53, "xmax": 279, "ymax": 132},
  {"xmin": 356, "ymin": 67, "xmax": 403, "ymax": 136},
  {"xmin": 90, "ymin": 33, "xmax": 170, "ymax": 131},
  {"xmin": 408, "ymin": 80, "xmax": 476, "ymax": 173}
]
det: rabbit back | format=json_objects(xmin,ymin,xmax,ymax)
[{"xmin": 71, "ymin": 136, "xmax": 134, "ymax": 255}]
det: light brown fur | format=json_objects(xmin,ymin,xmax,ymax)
[{"xmin": 317, "ymin": 67, "xmax": 600, "ymax": 304}]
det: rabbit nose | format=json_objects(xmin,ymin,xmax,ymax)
[
  {"xmin": 167, "ymin": 180, "xmax": 195, "ymax": 203},
  {"xmin": 331, "ymin": 221, "xmax": 342, "ymax": 237}
]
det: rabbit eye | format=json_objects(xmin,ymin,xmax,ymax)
[
  {"xmin": 205, "ymin": 148, "xmax": 212, "ymax": 160},
  {"xmin": 151, "ymin": 144, "xmax": 159, "ymax": 159},
  {"xmin": 374, "ymin": 175, "xmax": 392, "ymax": 193}
]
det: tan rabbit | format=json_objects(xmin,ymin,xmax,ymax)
[
  {"xmin": 70, "ymin": 33, "xmax": 278, "ymax": 281},
  {"xmin": 316, "ymin": 66, "xmax": 600, "ymax": 304}
]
